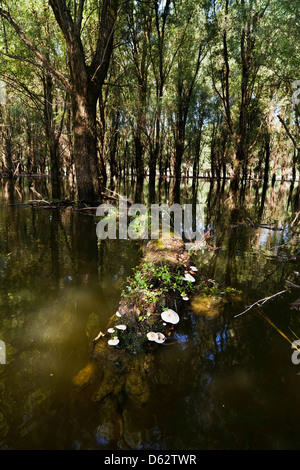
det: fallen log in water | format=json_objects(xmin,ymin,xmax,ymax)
[{"xmin": 72, "ymin": 236, "xmax": 198, "ymax": 405}]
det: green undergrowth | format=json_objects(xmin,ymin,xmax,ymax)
[
  {"xmin": 122, "ymin": 260, "xmax": 241, "ymax": 307},
  {"xmin": 121, "ymin": 261, "xmax": 196, "ymax": 309}
]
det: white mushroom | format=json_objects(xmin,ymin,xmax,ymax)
[
  {"xmin": 108, "ymin": 338, "xmax": 119, "ymax": 346},
  {"xmin": 155, "ymin": 333, "xmax": 166, "ymax": 344},
  {"xmin": 116, "ymin": 311, "xmax": 122, "ymax": 317},
  {"xmin": 161, "ymin": 309, "xmax": 180, "ymax": 324},
  {"xmin": 147, "ymin": 331, "xmax": 158, "ymax": 341},
  {"xmin": 107, "ymin": 328, "xmax": 115, "ymax": 334},
  {"xmin": 183, "ymin": 273, "xmax": 195, "ymax": 282},
  {"xmin": 182, "ymin": 296, "xmax": 189, "ymax": 301},
  {"xmin": 190, "ymin": 266, "xmax": 198, "ymax": 272},
  {"xmin": 115, "ymin": 324, "xmax": 127, "ymax": 330}
]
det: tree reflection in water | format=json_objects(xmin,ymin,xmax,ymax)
[{"xmin": 0, "ymin": 177, "xmax": 299, "ymax": 450}]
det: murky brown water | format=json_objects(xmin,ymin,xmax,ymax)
[{"xmin": 0, "ymin": 177, "xmax": 299, "ymax": 449}]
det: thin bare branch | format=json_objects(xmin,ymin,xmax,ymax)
[{"xmin": 234, "ymin": 289, "xmax": 288, "ymax": 318}]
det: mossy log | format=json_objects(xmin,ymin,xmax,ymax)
[{"xmin": 72, "ymin": 236, "xmax": 196, "ymax": 405}]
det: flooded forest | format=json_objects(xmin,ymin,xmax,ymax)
[{"xmin": 0, "ymin": 0, "xmax": 299, "ymax": 451}]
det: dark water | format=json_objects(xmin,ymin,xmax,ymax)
[{"xmin": 0, "ymin": 177, "xmax": 299, "ymax": 450}]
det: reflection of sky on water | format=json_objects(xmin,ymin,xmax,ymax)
[
  {"xmin": 255, "ymin": 224, "xmax": 292, "ymax": 249},
  {"xmin": 204, "ymin": 328, "xmax": 229, "ymax": 364},
  {"xmin": 183, "ymin": 313, "xmax": 231, "ymax": 366},
  {"xmin": 257, "ymin": 228, "xmax": 281, "ymax": 248},
  {"xmin": 215, "ymin": 329, "xmax": 228, "ymax": 353},
  {"xmin": 174, "ymin": 332, "xmax": 189, "ymax": 349}
]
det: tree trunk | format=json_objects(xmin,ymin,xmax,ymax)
[
  {"xmin": 263, "ymin": 136, "xmax": 270, "ymax": 184},
  {"xmin": 43, "ymin": 72, "xmax": 61, "ymax": 199},
  {"xmin": 109, "ymin": 109, "xmax": 120, "ymax": 184},
  {"xmin": 50, "ymin": 0, "xmax": 119, "ymax": 202},
  {"xmin": 135, "ymin": 131, "xmax": 144, "ymax": 184},
  {"xmin": 72, "ymin": 91, "xmax": 101, "ymax": 202},
  {"xmin": 2, "ymin": 126, "xmax": 13, "ymax": 177},
  {"xmin": 1, "ymin": 97, "xmax": 14, "ymax": 178},
  {"xmin": 174, "ymin": 136, "xmax": 184, "ymax": 182},
  {"xmin": 149, "ymin": 90, "xmax": 163, "ymax": 187},
  {"xmin": 172, "ymin": 80, "xmax": 186, "ymax": 184},
  {"xmin": 98, "ymin": 90, "xmax": 107, "ymax": 185},
  {"xmin": 149, "ymin": 120, "xmax": 159, "ymax": 187}
]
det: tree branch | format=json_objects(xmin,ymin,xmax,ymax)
[
  {"xmin": 0, "ymin": 6, "xmax": 71, "ymax": 91},
  {"xmin": 76, "ymin": 0, "xmax": 85, "ymax": 31},
  {"xmin": 277, "ymin": 114, "xmax": 299, "ymax": 151},
  {"xmin": 89, "ymin": 0, "xmax": 119, "ymax": 86}
]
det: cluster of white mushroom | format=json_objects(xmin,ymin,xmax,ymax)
[
  {"xmin": 181, "ymin": 266, "xmax": 198, "ymax": 299},
  {"xmin": 146, "ymin": 332, "xmax": 166, "ymax": 344},
  {"xmin": 146, "ymin": 308, "xmax": 180, "ymax": 345},
  {"xmin": 107, "ymin": 311, "xmax": 128, "ymax": 346}
]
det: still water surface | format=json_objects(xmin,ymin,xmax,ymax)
[{"xmin": 0, "ymin": 177, "xmax": 299, "ymax": 450}]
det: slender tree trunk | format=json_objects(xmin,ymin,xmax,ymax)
[
  {"xmin": 135, "ymin": 131, "xmax": 144, "ymax": 183},
  {"xmin": 135, "ymin": 88, "xmax": 147, "ymax": 184},
  {"xmin": 134, "ymin": 86, "xmax": 147, "ymax": 184},
  {"xmin": 149, "ymin": 115, "xmax": 160, "ymax": 187},
  {"xmin": 43, "ymin": 72, "xmax": 61, "ymax": 198},
  {"xmin": 149, "ymin": 84, "xmax": 163, "ymax": 186},
  {"xmin": 98, "ymin": 90, "xmax": 107, "ymax": 184},
  {"xmin": 173, "ymin": 104, "xmax": 186, "ymax": 183},
  {"xmin": 236, "ymin": 26, "xmax": 248, "ymax": 167},
  {"xmin": 292, "ymin": 150, "xmax": 297, "ymax": 183},
  {"xmin": 150, "ymin": 0, "xmax": 171, "ymax": 184},
  {"xmin": 2, "ymin": 126, "xmax": 13, "ymax": 177},
  {"xmin": 1, "ymin": 95, "xmax": 14, "ymax": 178},
  {"xmin": 174, "ymin": 139, "xmax": 184, "ymax": 181},
  {"xmin": 109, "ymin": 109, "xmax": 119, "ymax": 184},
  {"xmin": 263, "ymin": 135, "xmax": 270, "ymax": 184}
]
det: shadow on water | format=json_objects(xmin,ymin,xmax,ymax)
[{"xmin": 0, "ymin": 176, "xmax": 299, "ymax": 449}]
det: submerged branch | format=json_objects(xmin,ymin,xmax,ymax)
[{"xmin": 259, "ymin": 311, "xmax": 300, "ymax": 350}]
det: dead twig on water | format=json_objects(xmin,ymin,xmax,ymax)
[
  {"xmin": 285, "ymin": 280, "xmax": 300, "ymax": 289},
  {"xmin": 28, "ymin": 199, "xmax": 51, "ymax": 204},
  {"xmin": 234, "ymin": 289, "xmax": 288, "ymax": 318}
]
